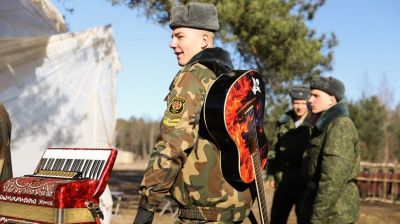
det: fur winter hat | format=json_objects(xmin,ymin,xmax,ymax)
[
  {"xmin": 310, "ymin": 76, "xmax": 345, "ymax": 101},
  {"xmin": 290, "ymin": 85, "xmax": 310, "ymax": 100},
  {"xmin": 169, "ymin": 2, "xmax": 219, "ymax": 32}
]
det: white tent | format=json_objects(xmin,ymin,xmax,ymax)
[
  {"xmin": 0, "ymin": 1, "xmax": 121, "ymax": 223},
  {"xmin": 0, "ymin": 0, "xmax": 66, "ymax": 37},
  {"xmin": 0, "ymin": 25, "xmax": 121, "ymax": 176}
]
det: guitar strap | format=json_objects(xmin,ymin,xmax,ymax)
[{"xmin": 248, "ymin": 210, "xmax": 258, "ymax": 224}]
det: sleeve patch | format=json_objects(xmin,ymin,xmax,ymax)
[{"xmin": 168, "ymin": 96, "xmax": 186, "ymax": 115}]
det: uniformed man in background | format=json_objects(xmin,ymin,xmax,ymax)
[
  {"xmin": 299, "ymin": 76, "xmax": 360, "ymax": 224},
  {"xmin": 0, "ymin": 103, "xmax": 12, "ymax": 180},
  {"xmin": 267, "ymin": 85, "xmax": 311, "ymax": 224},
  {"xmin": 133, "ymin": 2, "xmax": 255, "ymax": 223}
]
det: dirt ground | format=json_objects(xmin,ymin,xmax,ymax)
[{"xmin": 108, "ymin": 162, "xmax": 400, "ymax": 224}]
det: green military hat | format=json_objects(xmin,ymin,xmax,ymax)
[
  {"xmin": 169, "ymin": 2, "xmax": 219, "ymax": 32},
  {"xmin": 310, "ymin": 76, "xmax": 345, "ymax": 101},
  {"xmin": 290, "ymin": 85, "xmax": 310, "ymax": 100}
]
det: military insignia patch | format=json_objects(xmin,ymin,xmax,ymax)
[{"xmin": 168, "ymin": 97, "xmax": 186, "ymax": 115}]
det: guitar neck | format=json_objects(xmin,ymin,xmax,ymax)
[{"xmin": 251, "ymin": 152, "xmax": 269, "ymax": 224}]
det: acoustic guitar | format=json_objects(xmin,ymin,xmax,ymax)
[{"xmin": 203, "ymin": 70, "xmax": 269, "ymax": 224}]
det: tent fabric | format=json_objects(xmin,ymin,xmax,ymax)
[
  {"xmin": 0, "ymin": 0, "xmax": 66, "ymax": 37},
  {"xmin": 0, "ymin": 25, "xmax": 121, "ymax": 177},
  {"xmin": 0, "ymin": 25, "xmax": 121, "ymax": 224},
  {"xmin": 0, "ymin": 2, "xmax": 120, "ymax": 222}
]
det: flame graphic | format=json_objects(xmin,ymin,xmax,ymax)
[{"xmin": 225, "ymin": 73, "xmax": 256, "ymax": 183}]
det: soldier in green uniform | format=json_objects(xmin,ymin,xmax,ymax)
[
  {"xmin": 267, "ymin": 85, "xmax": 311, "ymax": 224},
  {"xmin": 133, "ymin": 2, "xmax": 254, "ymax": 223},
  {"xmin": 299, "ymin": 76, "xmax": 360, "ymax": 224},
  {"xmin": 0, "ymin": 103, "xmax": 12, "ymax": 180}
]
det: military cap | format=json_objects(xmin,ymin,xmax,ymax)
[
  {"xmin": 169, "ymin": 2, "xmax": 219, "ymax": 32},
  {"xmin": 290, "ymin": 85, "xmax": 310, "ymax": 100},
  {"xmin": 310, "ymin": 76, "xmax": 345, "ymax": 101}
]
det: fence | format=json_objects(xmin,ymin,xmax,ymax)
[{"xmin": 356, "ymin": 162, "xmax": 400, "ymax": 203}]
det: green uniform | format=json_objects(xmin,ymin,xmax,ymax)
[
  {"xmin": 267, "ymin": 110, "xmax": 311, "ymax": 224},
  {"xmin": 299, "ymin": 101, "xmax": 360, "ymax": 224},
  {"xmin": 138, "ymin": 48, "xmax": 253, "ymax": 223},
  {"xmin": 0, "ymin": 103, "xmax": 12, "ymax": 180}
]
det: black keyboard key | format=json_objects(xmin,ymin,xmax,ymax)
[
  {"xmin": 94, "ymin": 160, "xmax": 105, "ymax": 179},
  {"xmin": 37, "ymin": 158, "xmax": 48, "ymax": 170},
  {"xmin": 63, "ymin": 159, "xmax": 73, "ymax": 171},
  {"xmin": 89, "ymin": 160, "xmax": 100, "ymax": 179}
]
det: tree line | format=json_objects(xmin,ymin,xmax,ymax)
[{"xmin": 116, "ymin": 94, "xmax": 400, "ymax": 163}]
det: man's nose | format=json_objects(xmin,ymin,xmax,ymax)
[{"xmin": 169, "ymin": 39, "xmax": 176, "ymax": 49}]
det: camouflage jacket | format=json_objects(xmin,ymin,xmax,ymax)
[
  {"xmin": 304, "ymin": 101, "xmax": 360, "ymax": 224},
  {"xmin": 138, "ymin": 48, "xmax": 253, "ymax": 222},
  {"xmin": 267, "ymin": 110, "xmax": 311, "ymax": 186},
  {"xmin": 0, "ymin": 103, "xmax": 12, "ymax": 180}
]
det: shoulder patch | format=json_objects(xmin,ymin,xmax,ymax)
[{"xmin": 168, "ymin": 96, "xmax": 186, "ymax": 115}]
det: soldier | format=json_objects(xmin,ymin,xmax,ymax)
[
  {"xmin": 0, "ymin": 103, "xmax": 12, "ymax": 180},
  {"xmin": 357, "ymin": 167, "xmax": 371, "ymax": 200},
  {"xmin": 299, "ymin": 76, "xmax": 360, "ymax": 224},
  {"xmin": 373, "ymin": 168, "xmax": 384, "ymax": 199},
  {"xmin": 267, "ymin": 85, "xmax": 311, "ymax": 224},
  {"xmin": 396, "ymin": 170, "xmax": 400, "ymax": 201},
  {"xmin": 386, "ymin": 168, "xmax": 394, "ymax": 200},
  {"xmin": 133, "ymin": 2, "xmax": 254, "ymax": 223}
]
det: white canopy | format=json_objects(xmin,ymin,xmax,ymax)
[
  {"xmin": 0, "ymin": 25, "xmax": 121, "ymax": 177},
  {"xmin": 0, "ymin": 0, "xmax": 66, "ymax": 37},
  {"xmin": 0, "ymin": 2, "xmax": 121, "ymax": 222}
]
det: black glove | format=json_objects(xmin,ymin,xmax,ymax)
[{"xmin": 133, "ymin": 207, "xmax": 154, "ymax": 224}]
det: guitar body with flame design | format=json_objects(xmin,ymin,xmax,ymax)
[{"xmin": 202, "ymin": 70, "xmax": 269, "ymax": 224}]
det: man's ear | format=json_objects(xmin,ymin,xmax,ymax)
[
  {"xmin": 330, "ymin": 95, "xmax": 337, "ymax": 105},
  {"xmin": 201, "ymin": 33, "xmax": 209, "ymax": 49}
]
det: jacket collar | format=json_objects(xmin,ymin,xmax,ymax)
[
  {"xmin": 278, "ymin": 110, "xmax": 312, "ymax": 127},
  {"xmin": 278, "ymin": 111, "xmax": 292, "ymax": 124},
  {"xmin": 186, "ymin": 47, "xmax": 234, "ymax": 74},
  {"xmin": 315, "ymin": 101, "xmax": 349, "ymax": 130}
]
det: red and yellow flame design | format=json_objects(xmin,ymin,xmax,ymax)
[{"xmin": 225, "ymin": 72, "xmax": 262, "ymax": 183}]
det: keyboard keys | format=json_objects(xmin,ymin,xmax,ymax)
[{"xmin": 35, "ymin": 158, "xmax": 106, "ymax": 179}]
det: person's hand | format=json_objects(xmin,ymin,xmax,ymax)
[{"xmin": 133, "ymin": 207, "xmax": 154, "ymax": 224}]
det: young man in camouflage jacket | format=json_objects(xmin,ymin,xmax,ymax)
[
  {"xmin": 299, "ymin": 76, "xmax": 360, "ymax": 224},
  {"xmin": 0, "ymin": 103, "xmax": 12, "ymax": 180},
  {"xmin": 267, "ymin": 85, "xmax": 311, "ymax": 224},
  {"xmin": 133, "ymin": 2, "xmax": 254, "ymax": 223}
]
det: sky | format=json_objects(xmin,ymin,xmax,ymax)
[{"xmin": 50, "ymin": 0, "xmax": 400, "ymax": 120}]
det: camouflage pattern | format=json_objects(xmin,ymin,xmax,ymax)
[
  {"xmin": 267, "ymin": 110, "xmax": 311, "ymax": 224},
  {"xmin": 0, "ymin": 103, "xmax": 12, "ymax": 180},
  {"xmin": 299, "ymin": 101, "xmax": 360, "ymax": 224},
  {"xmin": 138, "ymin": 59, "xmax": 253, "ymax": 222}
]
